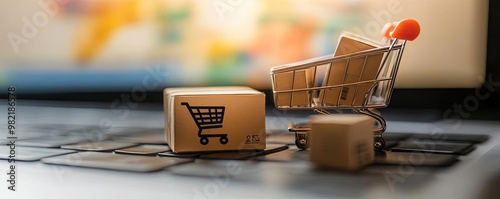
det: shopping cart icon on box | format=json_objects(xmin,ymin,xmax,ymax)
[
  {"xmin": 270, "ymin": 19, "xmax": 420, "ymax": 151},
  {"xmin": 181, "ymin": 102, "xmax": 229, "ymax": 145}
]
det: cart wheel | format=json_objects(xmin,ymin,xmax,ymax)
[
  {"xmin": 374, "ymin": 137, "xmax": 386, "ymax": 151},
  {"xmin": 200, "ymin": 136, "xmax": 209, "ymax": 145},
  {"xmin": 220, "ymin": 136, "xmax": 228, "ymax": 145},
  {"xmin": 295, "ymin": 132, "xmax": 310, "ymax": 150}
]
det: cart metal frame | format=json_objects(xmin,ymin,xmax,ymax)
[{"xmin": 269, "ymin": 19, "xmax": 420, "ymax": 151}]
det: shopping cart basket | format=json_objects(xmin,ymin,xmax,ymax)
[
  {"xmin": 181, "ymin": 102, "xmax": 229, "ymax": 145},
  {"xmin": 270, "ymin": 19, "xmax": 420, "ymax": 151}
]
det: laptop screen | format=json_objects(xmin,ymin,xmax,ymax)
[{"xmin": 0, "ymin": 0, "xmax": 490, "ymax": 93}]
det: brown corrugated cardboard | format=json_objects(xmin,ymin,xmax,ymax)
[
  {"xmin": 319, "ymin": 32, "xmax": 383, "ymax": 107},
  {"xmin": 309, "ymin": 114, "xmax": 374, "ymax": 171},
  {"xmin": 274, "ymin": 69, "xmax": 313, "ymax": 107},
  {"xmin": 164, "ymin": 87, "xmax": 266, "ymax": 153}
]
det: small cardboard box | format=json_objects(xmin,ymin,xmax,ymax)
[
  {"xmin": 273, "ymin": 69, "xmax": 314, "ymax": 107},
  {"xmin": 309, "ymin": 114, "xmax": 374, "ymax": 171},
  {"xmin": 164, "ymin": 86, "xmax": 266, "ymax": 153},
  {"xmin": 319, "ymin": 32, "xmax": 383, "ymax": 107}
]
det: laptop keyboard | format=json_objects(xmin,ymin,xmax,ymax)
[
  {"xmin": 41, "ymin": 152, "xmax": 193, "ymax": 172},
  {"xmin": 0, "ymin": 124, "xmax": 490, "ymax": 172}
]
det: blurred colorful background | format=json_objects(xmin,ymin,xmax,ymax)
[{"xmin": 0, "ymin": 0, "xmax": 489, "ymax": 92}]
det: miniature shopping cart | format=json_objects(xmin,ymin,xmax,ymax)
[
  {"xmin": 181, "ymin": 102, "xmax": 229, "ymax": 145},
  {"xmin": 270, "ymin": 19, "xmax": 420, "ymax": 151}
]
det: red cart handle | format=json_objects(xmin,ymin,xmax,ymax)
[{"xmin": 382, "ymin": 19, "xmax": 420, "ymax": 41}]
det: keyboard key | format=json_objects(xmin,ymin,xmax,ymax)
[
  {"xmin": 61, "ymin": 141, "xmax": 137, "ymax": 151},
  {"xmin": 113, "ymin": 130, "xmax": 167, "ymax": 144},
  {"xmin": 382, "ymin": 132, "xmax": 413, "ymax": 141},
  {"xmin": 257, "ymin": 148, "xmax": 308, "ymax": 162},
  {"xmin": 41, "ymin": 152, "xmax": 193, "ymax": 172},
  {"xmin": 374, "ymin": 151, "xmax": 459, "ymax": 167},
  {"xmin": 0, "ymin": 146, "xmax": 76, "ymax": 161},
  {"xmin": 391, "ymin": 141, "xmax": 475, "ymax": 155},
  {"xmin": 410, "ymin": 133, "xmax": 489, "ymax": 143},
  {"xmin": 105, "ymin": 128, "xmax": 155, "ymax": 136},
  {"xmin": 64, "ymin": 129, "xmax": 111, "ymax": 142},
  {"xmin": 115, "ymin": 145, "xmax": 171, "ymax": 155},
  {"xmin": 17, "ymin": 136, "xmax": 89, "ymax": 148}
]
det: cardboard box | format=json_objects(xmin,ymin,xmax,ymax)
[
  {"xmin": 164, "ymin": 87, "xmax": 266, "ymax": 153},
  {"xmin": 319, "ymin": 32, "xmax": 383, "ymax": 107},
  {"xmin": 273, "ymin": 69, "xmax": 313, "ymax": 107},
  {"xmin": 309, "ymin": 114, "xmax": 374, "ymax": 171}
]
